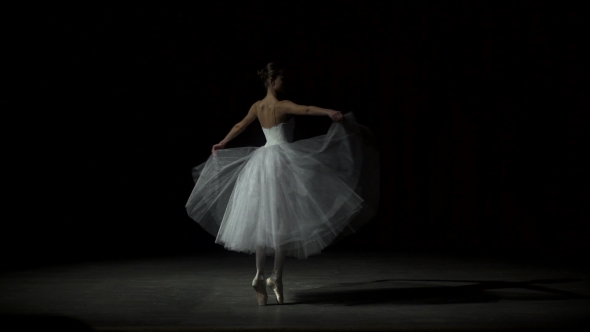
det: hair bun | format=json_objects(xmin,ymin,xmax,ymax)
[
  {"xmin": 258, "ymin": 62, "xmax": 284, "ymax": 88},
  {"xmin": 257, "ymin": 68, "xmax": 267, "ymax": 81}
]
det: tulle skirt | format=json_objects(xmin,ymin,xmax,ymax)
[{"xmin": 185, "ymin": 112, "xmax": 379, "ymax": 259}]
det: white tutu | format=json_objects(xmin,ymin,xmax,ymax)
[{"xmin": 186, "ymin": 112, "xmax": 379, "ymax": 259}]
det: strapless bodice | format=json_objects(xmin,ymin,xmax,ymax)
[{"xmin": 261, "ymin": 117, "xmax": 295, "ymax": 147}]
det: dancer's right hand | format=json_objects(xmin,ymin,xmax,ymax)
[{"xmin": 328, "ymin": 110, "xmax": 343, "ymax": 122}]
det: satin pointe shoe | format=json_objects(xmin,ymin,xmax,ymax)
[
  {"xmin": 266, "ymin": 277, "xmax": 283, "ymax": 304},
  {"xmin": 252, "ymin": 277, "xmax": 268, "ymax": 306}
]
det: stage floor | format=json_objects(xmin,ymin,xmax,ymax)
[{"xmin": 0, "ymin": 248, "xmax": 589, "ymax": 331}]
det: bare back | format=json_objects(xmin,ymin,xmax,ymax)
[{"xmin": 257, "ymin": 100, "xmax": 292, "ymax": 129}]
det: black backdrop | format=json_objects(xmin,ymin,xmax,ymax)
[{"xmin": 3, "ymin": 1, "xmax": 587, "ymax": 268}]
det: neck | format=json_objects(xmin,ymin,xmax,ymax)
[{"xmin": 265, "ymin": 87, "xmax": 282, "ymax": 101}]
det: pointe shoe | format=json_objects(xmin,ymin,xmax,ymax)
[
  {"xmin": 266, "ymin": 277, "xmax": 283, "ymax": 304},
  {"xmin": 252, "ymin": 277, "xmax": 268, "ymax": 306}
]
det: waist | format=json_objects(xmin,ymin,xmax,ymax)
[{"xmin": 264, "ymin": 140, "xmax": 287, "ymax": 147}]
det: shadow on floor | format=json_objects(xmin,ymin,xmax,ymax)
[
  {"xmin": 0, "ymin": 315, "xmax": 94, "ymax": 331},
  {"xmin": 291, "ymin": 278, "xmax": 590, "ymax": 306}
]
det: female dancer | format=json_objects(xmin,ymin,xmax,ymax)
[{"xmin": 186, "ymin": 62, "xmax": 379, "ymax": 306}]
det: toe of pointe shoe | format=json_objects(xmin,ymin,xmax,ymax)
[
  {"xmin": 266, "ymin": 278, "xmax": 284, "ymax": 304},
  {"xmin": 252, "ymin": 279, "xmax": 268, "ymax": 306}
]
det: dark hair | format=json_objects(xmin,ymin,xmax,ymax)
[{"xmin": 257, "ymin": 62, "xmax": 285, "ymax": 88}]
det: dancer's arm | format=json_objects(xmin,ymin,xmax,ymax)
[
  {"xmin": 278, "ymin": 100, "xmax": 343, "ymax": 122},
  {"xmin": 212, "ymin": 102, "xmax": 258, "ymax": 155}
]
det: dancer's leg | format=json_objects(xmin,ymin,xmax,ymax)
[
  {"xmin": 270, "ymin": 247, "xmax": 285, "ymax": 281},
  {"xmin": 252, "ymin": 245, "xmax": 268, "ymax": 305},
  {"xmin": 255, "ymin": 246, "xmax": 266, "ymax": 279},
  {"xmin": 267, "ymin": 246, "xmax": 285, "ymax": 304}
]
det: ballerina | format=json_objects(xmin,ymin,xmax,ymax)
[{"xmin": 186, "ymin": 62, "xmax": 379, "ymax": 305}]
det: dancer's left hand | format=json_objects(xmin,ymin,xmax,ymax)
[
  {"xmin": 212, "ymin": 142, "xmax": 226, "ymax": 156},
  {"xmin": 328, "ymin": 110, "xmax": 343, "ymax": 122}
]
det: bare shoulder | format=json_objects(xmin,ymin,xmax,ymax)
[
  {"xmin": 276, "ymin": 100, "xmax": 302, "ymax": 111},
  {"xmin": 276, "ymin": 100, "xmax": 308, "ymax": 115},
  {"xmin": 276, "ymin": 99, "xmax": 296, "ymax": 107},
  {"xmin": 249, "ymin": 100, "xmax": 261, "ymax": 114}
]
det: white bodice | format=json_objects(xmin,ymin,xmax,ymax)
[{"xmin": 261, "ymin": 117, "xmax": 295, "ymax": 147}]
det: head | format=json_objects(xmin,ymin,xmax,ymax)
[{"xmin": 257, "ymin": 62, "xmax": 286, "ymax": 93}]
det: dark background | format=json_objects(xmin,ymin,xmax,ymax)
[{"xmin": 2, "ymin": 1, "xmax": 587, "ymax": 268}]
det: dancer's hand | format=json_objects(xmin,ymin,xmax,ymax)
[
  {"xmin": 328, "ymin": 110, "xmax": 343, "ymax": 122},
  {"xmin": 211, "ymin": 141, "xmax": 226, "ymax": 156}
]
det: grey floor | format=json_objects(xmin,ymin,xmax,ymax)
[{"xmin": 0, "ymin": 249, "xmax": 589, "ymax": 331}]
